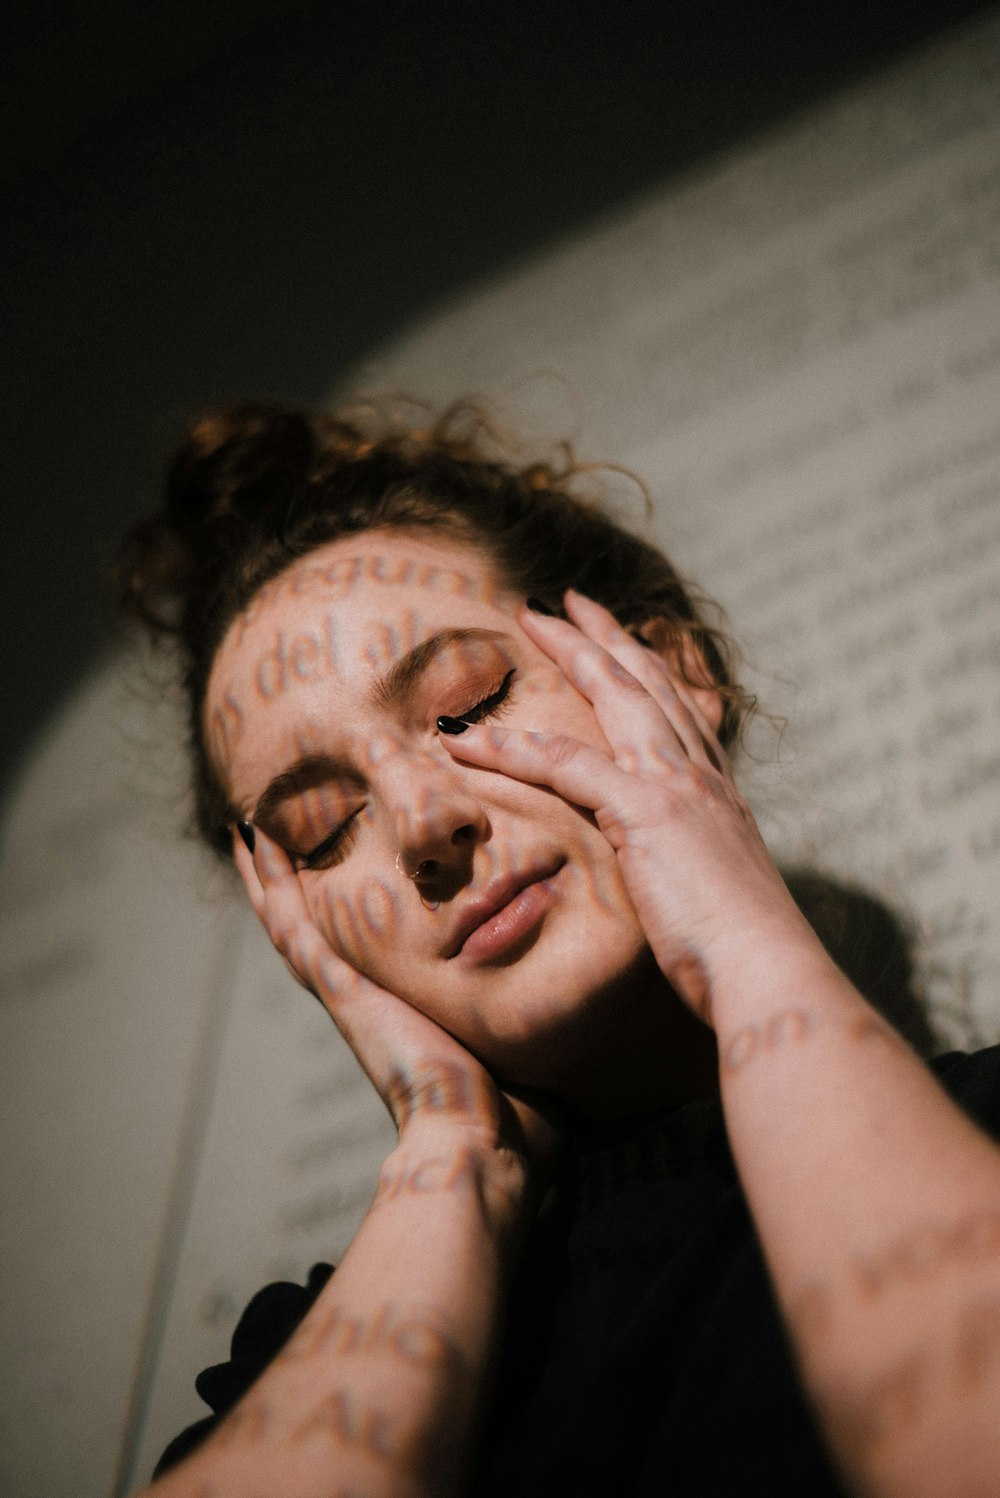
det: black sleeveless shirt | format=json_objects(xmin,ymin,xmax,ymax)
[{"xmin": 155, "ymin": 1046, "xmax": 1000, "ymax": 1496}]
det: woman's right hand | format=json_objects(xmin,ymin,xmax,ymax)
[
  {"xmin": 139, "ymin": 828, "xmax": 564, "ymax": 1498},
  {"xmin": 234, "ymin": 824, "xmax": 562, "ymax": 1202}
]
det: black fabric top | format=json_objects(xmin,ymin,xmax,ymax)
[{"xmin": 155, "ymin": 1045, "xmax": 1000, "ymax": 1495}]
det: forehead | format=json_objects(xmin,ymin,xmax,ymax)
[{"xmin": 205, "ymin": 530, "xmax": 516, "ymax": 788}]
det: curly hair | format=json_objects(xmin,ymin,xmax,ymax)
[{"xmin": 115, "ymin": 398, "xmax": 753, "ymax": 855}]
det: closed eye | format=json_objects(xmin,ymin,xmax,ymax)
[
  {"xmin": 298, "ymin": 671, "xmax": 516, "ymax": 872},
  {"xmin": 299, "ymin": 812, "xmax": 362, "ymax": 871},
  {"xmin": 457, "ymin": 667, "xmax": 516, "ymax": 724}
]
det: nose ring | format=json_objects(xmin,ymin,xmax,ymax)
[{"xmin": 396, "ymin": 853, "xmax": 439, "ymax": 906}]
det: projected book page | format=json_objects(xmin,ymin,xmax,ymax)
[
  {"xmin": 1, "ymin": 15, "xmax": 997, "ymax": 1498},
  {"xmin": 133, "ymin": 18, "xmax": 1000, "ymax": 1480}
]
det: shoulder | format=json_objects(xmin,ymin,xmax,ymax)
[{"xmin": 153, "ymin": 1262, "xmax": 334, "ymax": 1479}]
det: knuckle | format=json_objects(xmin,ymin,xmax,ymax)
[
  {"xmin": 689, "ymin": 766, "xmax": 713, "ymax": 797},
  {"xmin": 678, "ymin": 764, "xmax": 717, "ymax": 802},
  {"xmin": 648, "ymin": 738, "xmax": 679, "ymax": 770},
  {"xmin": 267, "ymin": 915, "xmax": 296, "ymax": 954},
  {"xmin": 384, "ymin": 1068, "xmax": 412, "ymax": 1124},
  {"xmin": 618, "ymin": 744, "xmax": 643, "ymax": 775},
  {"xmin": 315, "ymin": 949, "xmax": 344, "ymax": 995},
  {"xmin": 600, "ymin": 657, "xmax": 645, "ymax": 694},
  {"xmin": 285, "ymin": 924, "xmax": 314, "ymax": 970},
  {"xmin": 542, "ymin": 734, "xmax": 582, "ymax": 769}
]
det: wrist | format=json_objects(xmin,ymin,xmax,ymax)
[
  {"xmin": 382, "ymin": 1126, "xmax": 535, "ymax": 1241},
  {"xmin": 703, "ymin": 915, "xmax": 859, "ymax": 1034}
]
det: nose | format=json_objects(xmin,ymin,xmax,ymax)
[{"xmin": 384, "ymin": 748, "xmax": 489, "ymax": 886}]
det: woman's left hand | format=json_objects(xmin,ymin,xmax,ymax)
[{"xmin": 438, "ymin": 590, "xmax": 815, "ymax": 1024}]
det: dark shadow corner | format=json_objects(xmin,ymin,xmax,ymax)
[{"xmin": 781, "ymin": 867, "xmax": 940, "ymax": 1060}]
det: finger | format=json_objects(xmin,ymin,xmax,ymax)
[
  {"xmin": 561, "ymin": 589, "xmax": 724, "ymax": 771},
  {"xmin": 559, "ymin": 589, "xmax": 735, "ymax": 778},
  {"xmin": 247, "ymin": 828, "xmax": 481, "ymax": 1128},
  {"xmin": 437, "ymin": 721, "xmax": 639, "ymax": 829},
  {"xmin": 249, "ymin": 826, "xmax": 394, "ymax": 1045},
  {"xmin": 519, "ymin": 603, "xmax": 689, "ymax": 768},
  {"xmin": 232, "ymin": 825, "xmax": 311, "ymax": 990},
  {"xmin": 250, "ymin": 825, "xmax": 348, "ymax": 993},
  {"xmin": 232, "ymin": 823, "xmax": 265, "ymax": 918},
  {"xmin": 665, "ymin": 671, "xmax": 734, "ymax": 780}
]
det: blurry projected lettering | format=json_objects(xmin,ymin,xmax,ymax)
[
  {"xmin": 131, "ymin": 23, "xmax": 1000, "ymax": 1487},
  {"xmin": 209, "ymin": 531, "xmax": 642, "ymax": 1080},
  {"xmin": 2, "ymin": 19, "xmax": 999, "ymax": 1498}
]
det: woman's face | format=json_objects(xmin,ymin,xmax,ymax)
[{"xmin": 206, "ymin": 530, "xmax": 665, "ymax": 1081}]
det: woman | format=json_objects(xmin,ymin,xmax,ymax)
[{"xmin": 121, "ymin": 400, "xmax": 1000, "ymax": 1498}]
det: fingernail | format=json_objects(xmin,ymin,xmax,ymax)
[
  {"xmin": 437, "ymin": 715, "xmax": 470, "ymax": 735},
  {"xmin": 236, "ymin": 820, "xmax": 256, "ymax": 853},
  {"xmin": 525, "ymin": 596, "xmax": 558, "ymax": 616}
]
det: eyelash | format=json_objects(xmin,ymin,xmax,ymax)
[
  {"xmin": 298, "ymin": 668, "xmax": 517, "ymax": 871},
  {"xmin": 457, "ymin": 667, "xmax": 516, "ymax": 726}
]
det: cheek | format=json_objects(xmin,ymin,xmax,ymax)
[
  {"xmin": 522, "ymin": 670, "xmax": 609, "ymax": 753},
  {"xmin": 304, "ymin": 870, "xmax": 409, "ymax": 977}
]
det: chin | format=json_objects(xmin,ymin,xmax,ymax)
[{"xmin": 449, "ymin": 933, "xmax": 656, "ymax": 1088}]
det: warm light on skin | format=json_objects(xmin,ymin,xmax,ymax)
[{"xmin": 207, "ymin": 530, "xmax": 722, "ymax": 1091}]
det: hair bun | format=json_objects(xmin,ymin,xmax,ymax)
[
  {"xmin": 116, "ymin": 403, "xmax": 318, "ymax": 636},
  {"xmin": 166, "ymin": 402, "xmax": 316, "ymax": 531}
]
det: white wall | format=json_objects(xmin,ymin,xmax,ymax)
[{"xmin": 2, "ymin": 14, "xmax": 999, "ymax": 1495}]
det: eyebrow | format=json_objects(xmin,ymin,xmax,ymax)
[
  {"xmin": 371, "ymin": 627, "xmax": 507, "ymax": 710},
  {"xmin": 250, "ymin": 627, "xmax": 509, "ymax": 826}
]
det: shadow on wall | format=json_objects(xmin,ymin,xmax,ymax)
[{"xmin": 783, "ymin": 868, "xmax": 940, "ymax": 1058}]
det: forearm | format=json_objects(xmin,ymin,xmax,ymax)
[
  {"xmin": 139, "ymin": 1129, "xmax": 530, "ymax": 1498},
  {"xmin": 711, "ymin": 926, "xmax": 1000, "ymax": 1498}
]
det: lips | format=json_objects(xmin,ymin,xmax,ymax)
[{"xmin": 445, "ymin": 859, "xmax": 565, "ymax": 958}]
